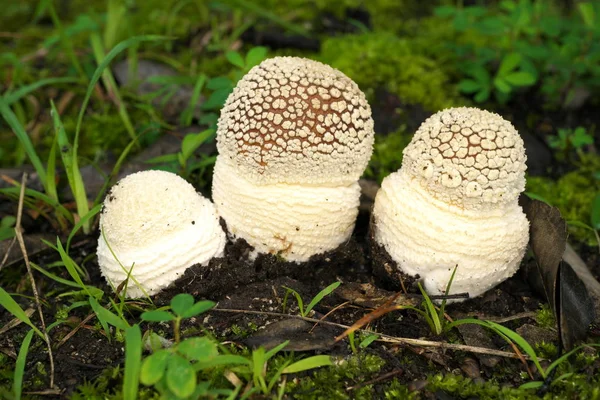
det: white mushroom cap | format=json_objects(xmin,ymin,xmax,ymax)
[
  {"xmin": 372, "ymin": 107, "xmax": 529, "ymax": 300},
  {"xmin": 216, "ymin": 56, "xmax": 375, "ymax": 186},
  {"xmin": 212, "ymin": 158, "xmax": 359, "ymax": 262},
  {"xmin": 402, "ymin": 107, "xmax": 526, "ymax": 210},
  {"xmin": 97, "ymin": 170, "xmax": 226, "ymax": 298}
]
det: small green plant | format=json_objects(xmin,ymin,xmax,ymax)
[
  {"xmin": 199, "ymin": 46, "xmax": 268, "ymax": 127},
  {"xmin": 282, "ymin": 281, "xmax": 341, "ymax": 317},
  {"xmin": 435, "ymin": 0, "xmax": 600, "ymax": 108},
  {"xmin": 459, "ymin": 52, "xmax": 536, "ymax": 103},
  {"xmin": 141, "ymin": 293, "xmax": 215, "ymax": 343},
  {"xmin": 137, "ymin": 293, "xmax": 332, "ymax": 398},
  {"xmin": 548, "ymin": 126, "xmax": 594, "ymax": 161},
  {"xmin": 145, "ymin": 129, "xmax": 216, "ymax": 179}
]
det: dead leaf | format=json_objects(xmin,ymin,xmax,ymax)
[
  {"xmin": 520, "ymin": 195, "xmax": 596, "ymax": 350},
  {"xmin": 243, "ymin": 318, "xmax": 336, "ymax": 351}
]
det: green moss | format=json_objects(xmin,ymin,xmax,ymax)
[
  {"xmin": 284, "ymin": 353, "xmax": 387, "ymax": 399},
  {"xmin": 364, "ymin": 127, "xmax": 411, "ymax": 183},
  {"xmin": 319, "ymin": 32, "xmax": 463, "ymax": 112},
  {"xmin": 535, "ymin": 304, "xmax": 556, "ymax": 330},
  {"xmin": 526, "ymin": 155, "xmax": 600, "ymax": 245}
]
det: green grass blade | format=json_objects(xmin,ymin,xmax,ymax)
[
  {"xmin": 51, "ymin": 100, "xmax": 90, "ymax": 234},
  {"xmin": 418, "ymin": 283, "xmax": 442, "ymax": 335},
  {"xmin": 0, "ymin": 287, "xmax": 44, "ymax": 339},
  {"xmin": 304, "ymin": 281, "xmax": 341, "ymax": 316},
  {"xmin": 264, "ymin": 341, "xmax": 289, "ymax": 361},
  {"xmin": 0, "ymin": 187, "xmax": 74, "ymax": 224},
  {"xmin": 74, "ymin": 34, "xmax": 168, "ymax": 153},
  {"xmin": 181, "ymin": 73, "xmax": 207, "ymax": 126},
  {"xmin": 282, "ymin": 355, "xmax": 333, "ymax": 374},
  {"xmin": 46, "ymin": 0, "xmax": 86, "ymax": 79},
  {"xmin": 55, "ymin": 238, "xmax": 90, "ymax": 295},
  {"xmin": 90, "ymin": 33, "xmax": 137, "ymax": 144},
  {"xmin": 0, "ymin": 98, "xmax": 47, "ymax": 191},
  {"xmin": 89, "ymin": 296, "xmax": 130, "ymax": 330},
  {"xmin": 439, "ymin": 266, "xmax": 458, "ymax": 325},
  {"xmin": 66, "ymin": 203, "xmax": 102, "ymax": 252},
  {"xmin": 123, "ymin": 324, "xmax": 142, "ymax": 400},
  {"xmin": 93, "ymin": 133, "xmax": 142, "ymax": 206},
  {"xmin": 3, "ymin": 77, "xmax": 80, "ymax": 105},
  {"xmin": 282, "ymin": 286, "xmax": 304, "ymax": 316},
  {"xmin": 45, "ymin": 131, "xmax": 59, "ymax": 203},
  {"xmin": 225, "ymin": 0, "xmax": 310, "ymax": 37},
  {"xmin": 13, "ymin": 329, "xmax": 35, "ymax": 400},
  {"xmin": 30, "ymin": 262, "xmax": 84, "ymax": 289},
  {"xmin": 484, "ymin": 321, "xmax": 543, "ymax": 375}
]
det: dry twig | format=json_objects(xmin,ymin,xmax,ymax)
[
  {"xmin": 212, "ymin": 307, "xmax": 534, "ymax": 360},
  {"xmin": 14, "ymin": 173, "xmax": 55, "ymax": 388}
]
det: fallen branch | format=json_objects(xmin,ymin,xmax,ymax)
[{"xmin": 14, "ymin": 173, "xmax": 55, "ymax": 388}]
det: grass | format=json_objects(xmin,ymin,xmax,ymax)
[{"xmin": 1, "ymin": 0, "xmax": 599, "ymax": 398}]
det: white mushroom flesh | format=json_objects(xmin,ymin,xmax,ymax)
[
  {"xmin": 373, "ymin": 107, "xmax": 529, "ymax": 299},
  {"xmin": 97, "ymin": 170, "xmax": 226, "ymax": 298},
  {"xmin": 213, "ymin": 158, "xmax": 359, "ymax": 262}
]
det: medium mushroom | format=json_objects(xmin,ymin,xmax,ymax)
[
  {"xmin": 372, "ymin": 107, "xmax": 529, "ymax": 300},
  {"xmin": 212, "ymin": 56, "xmax": 375, "ymax": 262},
  {"xmin": 97, "ymin": 170, "xmax": 226, "ymax": 298}
]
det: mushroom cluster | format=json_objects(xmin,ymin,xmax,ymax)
[
  {"xmin": 212, "ymin": 56, "xmax": 375, "ymax": 262},
  {"xmin": 97, "ymin": 170, "xmax": 226, "ymax": 298},
  {"xmin": 372, "ymin": 107, "xmax": 529, "ymax": 300}
]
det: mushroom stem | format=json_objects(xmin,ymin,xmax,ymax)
[{"xmin": 213, "ymin": 157, "xmax": 360, "ymax": 262}]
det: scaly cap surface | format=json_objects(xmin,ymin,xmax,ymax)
[
  {"xmin": 216, "ymin": 56, "xmax": 374, "ymax": 185},
  {"xmin": 401, "ymin": 107, "xmax": 526, "ymax": 210}
]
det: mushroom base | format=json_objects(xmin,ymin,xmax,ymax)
[
  {"xmin": 372, "ymin": 170, "xmax": 529, "ymax": 301},
  {"xmin": 212, "ymin": 158, "xmax": 360, "ymax": 262}
]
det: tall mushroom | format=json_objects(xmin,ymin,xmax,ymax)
[
  {"xmin": 372, "ymin": 107, "xmax": 529, "ymax": 300},
  {"xmin": 213, "ymin": 56, "xmax": 374, "ymax": 262},
  {"xmin": 97, "ymin": 170, "xmax": 226, "ymax": 298}
]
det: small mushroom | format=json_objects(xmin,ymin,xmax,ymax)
[
  {"xmin": 212, "ymin": 56, "xmax": 375, "ymax": 262},
  {"xmin": 97, "ymin": 170, "xmax": 226, "ymax": 298},
  {"xmin": 372, "ymin": 107, "xmax": 529, "ymax": 300}
]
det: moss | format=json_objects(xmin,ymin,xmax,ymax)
[
  {"xmin": 535, "ymin": 304, "xmax": 556, "ymax": 330},
  {"xmin": 319, "ymin": 32, "xmax": 463, "ymax": 112},
  {"xmin": 364, "ymin": 127, "xmax": 411, "ymax": 184},
  {"xmin": 526, "ymin": 155, "xmax": 600, "ymax": 245},
  {"xmin": 284, "ymin": 353, "xmax": 387, "ymax": 399}
]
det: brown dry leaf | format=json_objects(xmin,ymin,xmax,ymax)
[{"xmin": 520, "ymin": 195, "xmax": 596, "ymax": 350}]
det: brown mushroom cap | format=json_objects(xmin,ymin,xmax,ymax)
[{"xmin": 216, "ymin": 56, "xmax": 374, "ymax": 185}]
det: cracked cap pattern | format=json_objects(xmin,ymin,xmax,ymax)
[
  {"xmin": 402, "ymin": 107, "xmax": 527, "ymax": 210},
  {"xmin": 216, "ymin": 56, "xmax": 375, "ymax": 185}
]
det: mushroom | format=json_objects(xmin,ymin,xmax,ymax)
[
  {"xmin": 212, "ymin": 56, "xmax": 375, "ymax": 262},
  {"xmin": 97, "ymin": 170, "xmax": 226, "ymax": 298},
  {"xmin": 372, "ymin": 107, "xmax": 529, "ymax": 300}
]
